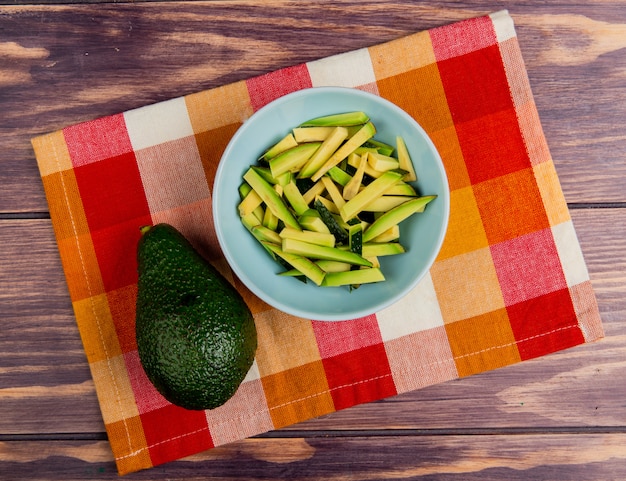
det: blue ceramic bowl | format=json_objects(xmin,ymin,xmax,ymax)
[{"xmin": 213, "ymin": 87, "xmax": 449, "ymax": 321}]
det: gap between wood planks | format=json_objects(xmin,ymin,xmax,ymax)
[
  {"xmin": 0, "ymin": 203, "xmax": 625, "ymax": 221},
  {"xmin": 1, "ymin": 426, "xmax": 625, "ymax": 442}
]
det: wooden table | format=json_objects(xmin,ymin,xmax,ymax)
[{"xmin": 1, "ymin": 2, "xmax": 625, "ymax": 479}]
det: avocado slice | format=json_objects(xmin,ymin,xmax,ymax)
[
  {"xmin": 282, "ymin": 181, "xmax": 310, "ymax": 216},
  {"xmin": 361, "ymin": 242, "xmax": 405, "ymax": 257},
  {"xmin": 259, "ymin": 133, "xmax": 298, "ymax": 161},
  {"xmin": 362, "ymin": 195, "xmax": 436, "ymax": 243},
  {"xmin": 298, "ymin": 209, "xmax": 332, "ymax": 234},
  {"xmin": 320, "ymin": 267, "xmax": 385, "ymax": 287},
  {"xmin": 262, "ymin": 241, "xmax": 326, "ymax": 286},
  {"xmin": 363, "ymin": 138, "xmax": 395, "ymax": 156},
  {"xmin": 268, "ymin": 142, "xmax": 321, "ymax": 178},
  {"xmin": 282, "ymin": 238, "xmax": 372, "ymax": 267},
  {"xmin": 293, "ymin": 125, "xmax": 363, "ymax": 142},
  {"xmin": 297, "ymin": 126, "xmax": 349, "ymax": 179},
  {"xmin": 339, "ymin": 170, "xmax": 404, "ymax": 222},
  {"xmin": 238, "ymin": 188, "xmax": 263, "ymax": 217},
  {"xmin": 243, "ymin": 167, "xmax": 301, "ymax": 231},
  {"xmin": 299, "ymin": 111, "xmax": 370, "ymax": 127},
  {"xmin": 310, "ymin": 121, "xmax": 377, "ymax": 181},
  {"xmin": 326, "ymin": 166, "xmax": 352, "ymax": 187},
  {"xmin": 342, "ymin": 153, "xmax": 367, "ymax": 200},
  {"xmin": 367, "ymin": 151, "xmax": 399, "ymax": 172},
  {"xmin": 135, "ymin": 224, "xmax": 257, "ymax": 410},
  {"xmin": 279, "ymin": 227, "xmax": 336, "ymax": 248},
  {"xmin": 396, "ymin": 136, "xmax": 418, "ymax": 182}
]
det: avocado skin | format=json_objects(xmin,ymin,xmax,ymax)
[{"xmin": 135, "ymin": 224, "xmax": 257, "ymax": 410}]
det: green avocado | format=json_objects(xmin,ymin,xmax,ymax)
[{"xmin": 135, "ymin": 223, "xmax": 257, "ymax": 410}]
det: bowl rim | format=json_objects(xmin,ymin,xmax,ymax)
[{"xmin": 213, "ymin": 86, "xmax": 450, "ymax": 321}]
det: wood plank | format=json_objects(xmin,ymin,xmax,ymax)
[
  {"xmin": 0, "ymin": 220, "xmax": 103, "ymax": 433},
  {"xmin": 512, "ymin": 13, "xmax": 626, "ymax": 204},
  {"xmin": 1, "ymin": 207, "xmax": 624, "ymax": 434},
  {"xmin": 1, "ymin": 433, "xmax": 625, "ymax": 479},
  {"xmin": 1, "ymin": 2, "xmax": 625, "ymax": 213}
]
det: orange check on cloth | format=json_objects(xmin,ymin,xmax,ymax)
[{"xmin": 32, "ymin": 10, "xmax": 603, "ymax": 475}]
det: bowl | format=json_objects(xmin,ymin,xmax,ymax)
[{"xmin": 213, "ymin": 87, "xmax": 449, "ymax": 321}]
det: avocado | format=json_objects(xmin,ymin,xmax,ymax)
[
  {"xmin": 243, "ymin": 167, "xmax": 301, "ymax": 231},
  {"xmin": 298, "ymin": 111, "xmax": 370, "ymax": 127},
  {"xmin": 135, "ymin": 223, "xmax": 257, "ymax": 410},
  {"xmin": 362, "ymin": 195, "xmax": 436, "ymax": 243},
  {"xmin": 310, "ymin": 121, "xmax": 376, "ymax": 182}
]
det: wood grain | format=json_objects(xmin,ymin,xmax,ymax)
[
  {"xmin": 2, "ymin": 434, "xmax": 626, "ymax": 480},
  {"xmin": 1, "ymin": 208, "xmax": 623, "ymax": 435},
  {"xmin": 1, "ymin": 1, "xmax": 626, "ymax": 213}
]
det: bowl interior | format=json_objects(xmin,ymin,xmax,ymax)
[{"xmin": 213, "ymin": 87, "xmax": 449, "ymax": 321}]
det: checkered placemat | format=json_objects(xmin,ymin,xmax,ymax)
[{"xmin": 32, "ymin": 10, "xmax": 603, "ymax": 475}]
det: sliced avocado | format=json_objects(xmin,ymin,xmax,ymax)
[
  {"xmin": 243, "ymin": 167, "xmax": 301, "ymax": 231},
  {"xmin": 259, "ymin": 133, "xmax": 298, "ymax": 161},
  {"xmin": 315, "ymin": 195, "xmax": 339, "ymax": 214},
  {"xmin": 261, "ymin": 201, "xmax": 279, "ymax": 231},
  {"xmin": 277, "ymin": 268, "xmax": 305, "ymax": 277},
  {"xmin": 249, "ymin": 166, "xmax": 293, "ymax": 189},
  {"xmin": 251, "ymin": 224, "xmax": 282, "ymax": 244},
  {"xmin": 340, "ymin": 170, "xmax": 404, "ymax": 222},
  {"xmin": 368, "ymin": 225, "xmax": 400, "ymax": 243},
  {"xmin": 299, "ymin": 111, "xmax": 370, "ymax": 127},
  {"xmin": 363, "ymin": 138, "xmax": 395, "ymax": 156},
  {"xmin": 362, "ymin": 195, "xmax": 418, "ymax": 212},
  {"xmin": 367, "ymin": 151, "xmax": 400, "ymax": 172},
  {"xmin": 361, "ymin": 242, "xmax": 406, "ymax": 257},
  {"xmin": 310, "ymin": 122, "xmax": 377, "ymax": 181},
  {"xmin": 238, "ymin": 188, "xmax": 263, "ymax": 217},
  {"xmin": 313, "ymin": 199, "xmax": 348, "ymax": 244},
  {"xmin": 282, "ymin": 181, "xmax": 310, "ymax": 216},
  {"xmin": 250, "ymin": 166, "xmax": 278, "ymax": 184},
  {"xmin": 262, "ymin": 241, "xmax": 326, "ymax": 286},
  {"xmin": 269, "ymin": 142, "xmax": 322, "ymax": 178},
  {"xmin": 279, "ymin": 227, "xmax": 336, "ymax": 248},
  {"xmin": 298, "ymin": 209, "xmax": 332, "ymax": 234},
  {"xmin": 353, "ymin": 146, "xmax": 379, "ymax": 156},
  {"xmin": 135, "ymin": 224, "xmax": 257, "ymax": 410},
  {"xmin": 292, "ymin": 126, "xmax": 335, "ymax": 142},
  {"xmin": 321, "ymin": 176, "xmax": 346, "ymax": 211},
  {"xmin": 282, "ymin": 238, "xmax": 372, "ymax": 267},
  {"xmin": 326, "ymin": 166, "xmax": 352, "ymax": 187},
  {"xmin": 321, "ymin": 267, "xmax": 385, "ymax": 287},
  {"xmin": 302, "ymin": 179, "xmax": 326, "ymax": 206},
  {"xmin": 362, "ymin": 195, "xmax": 436, "ymax": 243},
  {"xmin": 342, "ymin": 153, "xmax": 367, "ymax": 200},
  {"xmin": 396, "ymin": 136, "xmax": 417, "ymax": 182},
  {"xmin": 239, "ymin": 181, "xmax": 252, "ymax": 200},
  {"xmin": 241, "ymin": 211, "xmax": 262, "ymax": 230},
  {"xmin": 384, "ymin": 182, "xmax": 417, "ymax": 196},
  {"xmin": 347, "ymin": 149, "xmax": 386, "ymax": 179},
  {"xmin": 293, "ymin": 125, "xmax": 362, "ymax": 142},
  {"xmin": 298, "ymin": 126, "xmax": 349, "ymax": 179},
  {"xmin": 315, "ymin": 259, "xmax": 352, "ymax": 273},
  {"xmin": 239, "ymin": 183, "xmax": 268, "ymax": 223},
  {"xmin": 364, "ymin": 256, "xmax": 381, "ymax": 268},
  {"xmin": 248, "ymin": 224, "xmax": 282, "ymax": 258}
]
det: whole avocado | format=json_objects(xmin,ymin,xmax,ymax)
[{"xmin": 135, "ymin": 223, "xmax": 257, "ymax": 410}]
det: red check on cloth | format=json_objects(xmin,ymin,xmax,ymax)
[{"xmin": 32, "ymin": 10, "xmax": 603, "ymax": 475}]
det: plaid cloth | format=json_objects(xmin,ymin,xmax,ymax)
[{"xmin": 32, "ymin": 10, "xmax": 603, "ymax": 475}]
